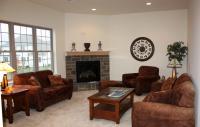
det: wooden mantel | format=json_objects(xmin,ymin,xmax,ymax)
[{"xmin": 66, "ymin": 51, "xmax": 110, "ymax": 56}]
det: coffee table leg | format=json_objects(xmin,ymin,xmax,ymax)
[
  {"xmin": 7, "ymin": 97, "xmax": 13, "ymax": 124},
  {"xmin": 89, "ymin": 100, "xmax": 94, "ymax": 120},
  {"xmin": 115, "ymin": 103, "xmax": 120, "ymax": 124}
]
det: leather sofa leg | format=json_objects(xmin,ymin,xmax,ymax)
[{"xmin": 36, "ymin": 107, "xmax": 45, "ymax": 112}]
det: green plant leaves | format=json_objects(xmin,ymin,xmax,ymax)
[{"xmin": 166, "ymin": 41, "xmax": 188, "ymax": 63}]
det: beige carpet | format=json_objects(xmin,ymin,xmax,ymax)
[{"xmin": 4, "ymin": 90, "xmax": 145, "ymax": 127}]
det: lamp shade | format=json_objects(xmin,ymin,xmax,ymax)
[
  {"xmin": 167, "ymin": 59, "xmax": 182, "ymax": 68},
  {"xmin": 0, "ymin": 62, "xmax": 15, "ymax": 73}
]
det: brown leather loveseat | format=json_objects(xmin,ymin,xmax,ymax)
[
  {"xmin": 132, "ymin": 73, "xmax": 195, "ymax": 127},
  {"xmin": 13, "ymin": 70, "xmax": 73, "ymax": 111}
]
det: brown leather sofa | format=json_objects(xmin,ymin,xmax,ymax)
[
  {"xmin": 122, "ymin": 66, "xmax": 160, "ymax": 95},
  {"xmin": 13, "ymin": 70, "xmax": 73, "ymax": 111},
  {"xmin": 132, "ymin": 73, "xmax": 195, "ymax": 127}
]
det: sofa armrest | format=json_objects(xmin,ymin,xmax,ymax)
[
  {"xmin": 137, "ymin": 75, "xmax": 160, "ymax": 82},
  {"xmin": 13, "ymin": 84, "xmax": 42, "ymax": 90},
  {"xmin": 143, "ymin": 90, "xmax": 172, "ymax": 104},
  {"xmin": 122, "ymin": 73, "xmax": 138, "ymax": 82},
  {"xmin": 13, "ymin": 84, "xmax": 45, "ymax": 111},
  {"xmin": 62, "ymin": 78, "xmax": 73, "ymax": 87},
  {"xmin": 133, "ymin": 102, "xmax": 194, "ymax": 121},
  {"xmin": 98, "ymin": 80, "xmax": 123, "ymax": 91}
]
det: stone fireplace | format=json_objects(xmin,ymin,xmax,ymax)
[
  {"xmin": 76, "ymin": 61, "xmax": 100, "ymax": 83},
  {"xmin": 65, "ymin": 51, "xmax": 110, "ymax": 91}
]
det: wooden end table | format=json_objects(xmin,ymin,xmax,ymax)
[
  {"xmin": 1, "ymin": 88, "xmax": 30, "ymax": 124},
  {"xmin": 88, "ymin": 87, "xmax": 134, "ymax": 124}
]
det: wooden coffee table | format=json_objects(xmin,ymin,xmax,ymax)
[{"xmin": 88, "ymin": 87, "xmax": 134, "ymax": 124}]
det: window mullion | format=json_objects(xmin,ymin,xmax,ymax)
[
  {"xmin": 9, "ymin": 23, "xmax": 17, "ymax": 70},
  {"xmin": 50, "ymin": 29, "xmax": 54, "ymax": 72},
  {"xmin": 33, "ymin": 28, "xmax": 38, "ymax": 71}
]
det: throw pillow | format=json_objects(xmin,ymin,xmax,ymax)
[
  {"xmin": 173, "ymin": 73, "xmax": 192, "ymax": 89},
  {"xmin": 171, "ymin": 81, "xmax": 194, "ymax": 108},
  {"xmin": 48, "ymin": 75, "xmax": 64, "ymax": 86},
  {"xmin": 29, "ymin": 76, "xmax": 41, "ymax": 86},
  {"xmin": 161, "ymin": 77, "xmax": 176, "ymax": 91}
]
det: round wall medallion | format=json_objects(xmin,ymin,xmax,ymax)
[{"xmin": 130, "ymin": 37, "xmax": 155, "ymax": 61}]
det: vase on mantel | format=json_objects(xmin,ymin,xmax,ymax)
[
  {"xmin": 71, "ymin": 42, "xmax": 76, "ymax": 51},
  {"xmin": 98, "ymin": 41, "xmax": 102, "ymax": 51},
  {"xmin": 84, "ymin": 43, "xmax": 90, "ymax": 51}
]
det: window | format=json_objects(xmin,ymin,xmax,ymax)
[
  {"xmin": 0, "ymin": 23, "xmax": 10, "ymax": 64},
  {"xmin": 0, "ymin": 21, "xmax": 54, "ymax": 76},
  {"xmin": 36, "ymin": 29, "xmax": 53, "ymax": 71},
  {"xmin": 14, "ymin": 25, "xmax": 34, "ymax": 73}
]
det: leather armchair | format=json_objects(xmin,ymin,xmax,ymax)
[
  {"xmin": 122, "ymin": 66, "xmax": 160, "ymax": 95},
  {"xmin": 132, "ymin": 73, "xmax": 195, "ymax": 127},
  {"xmin": 98, "ymin": 80, "xmax": 124, "ymax": 91}
]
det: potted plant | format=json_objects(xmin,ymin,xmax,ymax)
[{"xmin": 166, "ymin": 41, "xmax": 188, "ymax": 63}]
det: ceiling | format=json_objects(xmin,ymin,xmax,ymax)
[{"xmin": 27, "ymin": 0, "xmax": 189, "ymax": 15}]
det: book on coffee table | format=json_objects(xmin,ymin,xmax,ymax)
[{"xmin": 108, "ymin": 88, "xmax": 129, "ymax": 98}]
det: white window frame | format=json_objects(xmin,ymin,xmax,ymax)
[{"xmin": 0, "ymin": 20, "xmax": 54, "ymax": 74}]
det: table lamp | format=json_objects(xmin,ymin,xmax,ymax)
[
  {"xmin": 0, "ymin": 62, "xmax": 15, "ymax": 90},
  {"xmin": 167, "ymin": 58, "xmax": 182, "ymax": 78}
]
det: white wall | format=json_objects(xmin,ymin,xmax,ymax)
[
  {"xmin": 109, "ymin": 10, "xmax": 187, "ymax": 79},
  {"xmin": 65, "ymin": 10, "xmax": 188, "ymax": 80},
  {"xmin": 188, "ymin": 0, "xmax": 200, "ymax": 126},
  {"xmin": 0, "ymin": 0, "xmax": 66, "ymax": 77},
  {"xmin": 65, "ymin": 13, "xmax": 109, "ymax": 51}
]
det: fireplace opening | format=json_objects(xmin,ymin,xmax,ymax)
[{"xmin": 76, "ymin": 61, "xmax": 100, "ymax": 83}]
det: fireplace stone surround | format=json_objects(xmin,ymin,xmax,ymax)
[{"xmin": 65, "ymin": 51, "xmax": 110, "ymax": 91}]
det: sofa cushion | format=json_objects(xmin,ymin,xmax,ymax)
[
  {"xmin": 171, "ymin": 81, "xmax": 194, "ymax": 108},
  {"xmin": 173, "ymin": 73, "xmax": 192, "ymax": 89},
  {"xmin": 161, "ymin": 77, "xmax": 176, "ymax": 91},
  {"xmin": 133, "ymin": 102, "xmax": 194, "ymax": 121},
  {"xmin": 48, "ymin": 75, "xmax": 64, "ymax": 86},
  {"xmin": 43, "ymin": 85, "xmax": 69, "ymax": 100},
  {"xmin": 35, "ymin": 70, "xmax": 53, "ymax": 88},
  {"xmin": 29, "ymin": 76, "xmax": 41, "ymax": 86}
]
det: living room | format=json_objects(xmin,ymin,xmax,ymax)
[{"xmin": 0, "ymin": 0, "xmax": 199, "ymax": 127}]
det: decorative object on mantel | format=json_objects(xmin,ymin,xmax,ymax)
[
  {"xmin": 84, "ymin": 43, "xmax": 91, "ymax": 51},
  {"xmin": 98, "ymin": 41, "xmax": 102, "ymax": 51},
  {"xmin": 130, "ymin": 37, "xmax": 155, "ymax": 61},
  {"xmin": 166, "ymin": 41, "xmax": 188, "ymax": 78},
  {"xmin": 71, "ymin": 42, "xmax": 76, "ymax": 51}
]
